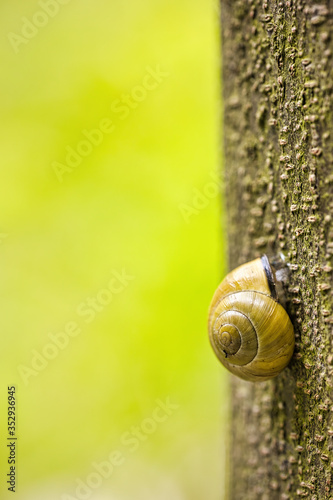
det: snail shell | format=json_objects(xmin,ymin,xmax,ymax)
[{"xmin": 208, "ymin": 255, "xmax": 295, "ymax": 382}]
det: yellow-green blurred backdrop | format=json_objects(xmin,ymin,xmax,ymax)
[{"xmin": 0, "ymin": 1, "xmax": 228, "ymax": 499}]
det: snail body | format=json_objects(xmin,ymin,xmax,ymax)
[{"xmin": 208, "ymin": 256, "xmax": 294, "ymax": 382}]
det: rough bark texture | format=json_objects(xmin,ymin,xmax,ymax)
[{"xmin": 221, "ymin": 0, "xmax": 333, "ymax": 498}]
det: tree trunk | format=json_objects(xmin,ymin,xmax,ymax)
[{"xmin": 221, "ymin": 0, "xmax": 333, "ymax": 498}]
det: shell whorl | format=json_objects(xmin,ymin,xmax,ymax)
[{"xmin": 208, "ymin": 258, "xmax": 295, "ymax": 382}]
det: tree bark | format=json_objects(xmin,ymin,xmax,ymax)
[{"xmin": 221, "ymin": 0, "xmax": 333, "ymax": 498}]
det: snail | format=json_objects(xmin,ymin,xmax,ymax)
[{"xmin": 208, "ymin": 255, "xmax": 295, "ymax": 382}]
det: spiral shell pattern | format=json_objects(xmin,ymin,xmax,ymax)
[{"xmin": 208, "ymin": 258, "xmax": 295, "ymax": 382}]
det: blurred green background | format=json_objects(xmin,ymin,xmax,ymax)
[{"xmin": 0, "ymin": 1, "xmax": 228, "ymax": 499}]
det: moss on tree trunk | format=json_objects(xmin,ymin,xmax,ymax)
[{"xmin": 221, "ymin": 0, "xmax": 333, "ymax": 498}]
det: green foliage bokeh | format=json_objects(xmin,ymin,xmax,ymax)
[{"xmin": 0, "ymin": 1, "xmax": 227, "ymax": 499}]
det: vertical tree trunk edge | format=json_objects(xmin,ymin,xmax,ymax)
[{"xmin": 221, "ymin": 0, "xmax": 333, "ymax": 498}]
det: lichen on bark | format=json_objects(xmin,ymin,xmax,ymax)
[{"xmin": 221, "ymin": 0, "xmax": 333, "ymax": 498}]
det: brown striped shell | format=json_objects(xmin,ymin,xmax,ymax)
[{"xmin": 208, "ymin": 257, "xmax": 295, "ymax": 382}]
